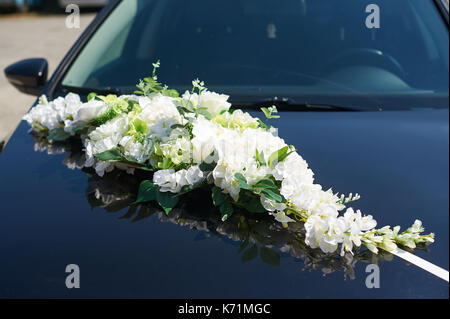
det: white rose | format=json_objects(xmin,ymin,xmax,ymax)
[
  {"xmin": 76, "ymin": 99, "xmax": 108, "ymax": 122},
  {"xmin": 184, "ymin": 165, "xmax": 204, "ymax": 185},
  {"xmin": 197, "ymin": 91, "xmax": 231, "ymax": 116}
]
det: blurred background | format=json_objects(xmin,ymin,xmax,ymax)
[{"xmin": 0, "ymin": 0, "xmax": 107, "ymax": 151}]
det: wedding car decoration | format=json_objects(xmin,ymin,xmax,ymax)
[
  {"xmin": 26, "ymin": 134, "xmax": 404, "ymax": 278},
  {"xmin": 23, "ymin": 62, "xmax": 435, "ymax": 258}
]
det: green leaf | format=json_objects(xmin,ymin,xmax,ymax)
[
  {"xmin": 257, "ymin": 119, "xmax": 271, "ymax": 131},
  {"xmin": 178, "ymin": 99, "xmax": 195, "ymax": 113},
  {"xmin": 73, "ymin": 125, "xmax": 86, "ymax": 134},
  {"xmin": 94, "ymin": 148, "xmax": 122, "ymax": 162},
  {"xmin": 133, "ymin": 180, "xmax": 157, "ymax": 204},
  {"xmin": 234, "ymin": 173, "xmax": 247, "ymax": 184},
  {"xmin": 241, "ymin": 245, "xmax": 258, "ymax": 263},
  {"xmin": 260, "ymin": 247, "xmax": 280, "ymax": 266},
  {"xmin": 87, "ymin": 92, "xmax": 98, "ymax": 101},
  {"xmin": 237, "ymin": 193, "xmax": 267, "ymax": 213},
  {"xmin": 162, "ymin": 88, "xmax": 179, "ymax": 98},
  {"xmin": 238, "ymin": 238, "xmax": 249, "ymax": 253},
  {"xmin": 156, "ymin": 191, "xmax": 179, "ymax": 215},
  {"xmin": 220, "ymin": 201, "xmax": 234, "ymax": 221},
  {"xmin": 199, "ymin": 160, "xmax": 216, "ymax": 172},
  {"xmin": 132, "ymin": 206, "xmax": 157, "ymax": 222},
  {"xmin": 212, "ymin": 187, "xmax": 226, "ymax": 207},
  {"xmin": 196, "ymin": 107, "xmax": 212, "ymax": 120},
  {"xmin": 255, "ymin": 149, "xmax": 266, "ymax": 166},
  {"xmin": 254, "ymin": 179, "xmax": 277, "ymax": 189},
  {"xmin": 261, "ymin": 107, "xmax": 280, "ymax": 119},
  {"xmin": 234, "ymin": 173, "xmax": 254, "ymax": 191},
  {"xmin": 261, "ymin": 188, "xmax": 283, "ymax": 203},
  {"xmin": 47, "ymin": 127, "xmax": 71, "ymax": 142},
  {"xmin": 170, "ymin": 124, "xmax": 186, "ymax": 130},
  {"xmin": 268, "ymin": 146, "xmax": 290, "ymax": 167}
]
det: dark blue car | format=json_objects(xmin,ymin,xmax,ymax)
[{"xmin": 2, "ymin": 0, "xmax": 448, "ymax": 298}]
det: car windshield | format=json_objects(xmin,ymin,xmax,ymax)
[{"xmin": 61, "ymin": 0, "xmax": 449, "ymax": 110}]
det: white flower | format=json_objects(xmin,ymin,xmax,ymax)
[
  {"xmin": 269, "ymin": 211, "xmax": 295, "ymax": 224},
  {"xmin": 23, "ymin": 100, "xmax": 62, "ymax": 131},
  {"xmin": 336, "ymin": 208, "xmax": 377, "ymax": 256},
  {"xmin": 160, "ymin": 128, "xmax": 192, "ymax": 165},
  {"xmin": 153, "ymin": 166, "xmax": 205, "ymax": 193},
  {"xmin": 212, "ymin": 109, "xmax": 259, "ymax": 130},
  {"xmin": 62, "ymin": 93, "xmax": 82, "ymax": 118},
  {"xmin": 198, "ymin": 91, "xmax": 231, "ymax": 116},
  {"xmin": 138, "ymin": 94, "xmax": 183, "ymax": 140},
  {"xmin": 304, "ymin": 205, "xmax": 346, "ymax": 254},
  {"xmin": 260, "ymin": 194, "xmax": 286, "ymax": 212},
  {"xmin": 88, "ymin": 114, "xmax": 129, "ymax": 154},
  {"xmin": 119, "ymin": 135, "xmax": 152, "ymax": 164},
  {"xmin": 153, "ymin": 169, "xmax": 181, "ymax": 193},
  {"xmin": 272, "ymin": 152, "xmax": 313, "ymax": 184},
  {"xmin": 181, "ymin": 91, "xmax": 199, "ymax": 105},
  {"xmin": 75, "ymin": 99, "xmax": 108, "ymax": 122},
  {"xmin": 64, "ymin": 99, "xmax": 108, "ymax": 135},
  {"xmin": 184, "ymin": 165, "xmax": 205, "ymax": 185},
  {"xmin": 84, "ymin": 115, "xmax": 129, "ymax": 174},
  {"xmin": 191, "ymin": 116, "xmax": 226, "ymax": 163}
]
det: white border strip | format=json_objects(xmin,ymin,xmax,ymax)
[{"xmin": 390, "ymin": 248, "xmax": 449, "ymax": 282}]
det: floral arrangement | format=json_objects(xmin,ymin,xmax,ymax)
[
  {"xmin": 24, "ymin": 135, "xmax": 405, "ymax": 278},
  {"xmin": 23, "ymin": 62, "xmax": 435, "ymax": 257}
]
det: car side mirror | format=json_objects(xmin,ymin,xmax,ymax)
[{"xmin": 4, "ymin": 58, "xmax": 48, "ymax": 96}]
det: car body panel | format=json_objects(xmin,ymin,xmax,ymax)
[{"xmin": 0, "ymin": 108, "xmax": 448, "ymax": 298}]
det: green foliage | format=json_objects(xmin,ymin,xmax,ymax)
[
  {"xmin": 261, "ymin": 188, "xmax": 283, "ymax": 203},
  {"xmin": 254, "ymin": 179, "xmax": 276, "ymax": 189},
  {"xmin": 134, "ymin": 60, "xmax": 179, "ymax": 98},
  {"xmin": 255, "ymin": 149, "xmax": 266, "ymax": 166},
  {"xmin": 133, "ymin": 180, "xmax": 179, "ymax": 215},
  {"xmin": 236, "ymin": 192, "xmax": 267, "ymax": 213},
  {"xmin": 241, "ymin": 244, "xmax": 258, "ymax": 263},
  {"xmin": 211, "ymin": 186, "xmax": 234, "ymax": 221},
  {"xmin": 134, "ymin": 180, "xmax": 157, "ymax": 204},
  {"xmin": 156, "ymin": 191, "xmax": 179, "ymax": 215},
  {"xmin": 90, "ymin": 105, "xmax": 119, "ymax": 126},
  {"xmin": 87, "ymin": 92, "xmax": 98, "ymax": 101},
  {"xmin": 260, "ymin": 247, "xmax": 280, "ymax": 266},
  {"xmin": 267, "ymin": 145, "xmax": 294, "ymax": 167},
  {"xmin": 234, "ymin": 173, "xmax": 253, "ymax": 191},
  {"xmin": 261, "ymin": 105, "xmax": 280, "ymax": 119},
  {"xmin": 192, "ymin": 78, "xmax": 206, "ymax": 94},
  {"xmin": 212, "ymin": 186, "xmax": 226, "ymax": 206},
  {"xmin": 47, "ymin": 127, "xmax": 71, "ymax": 142},
  {"xmin": 219, "ymin": 201, "xmax": 234, "ymax": 221},
  {"xmin": 196, "ymin": 107, "xmax": 212, "ymax": 120},
  {"xmin": 94, "ymin": 149, "xmax": 122, "ymax": 162},
  {"xmin": 257, "ymin": 119, "xmax": 272, "ymax": 131}
]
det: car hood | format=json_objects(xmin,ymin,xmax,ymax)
[{"xmin": 0, "ymin": 107, "xmax": 448, "ymax": 298}]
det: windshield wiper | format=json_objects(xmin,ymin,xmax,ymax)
[{"xmin": 233, "ymin": 97, "xmax": 364, "ymax": 112}]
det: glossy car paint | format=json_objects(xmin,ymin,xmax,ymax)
[{"xmin": 0, "ymin": 0, "xmax": 448, "ymax": 298}]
